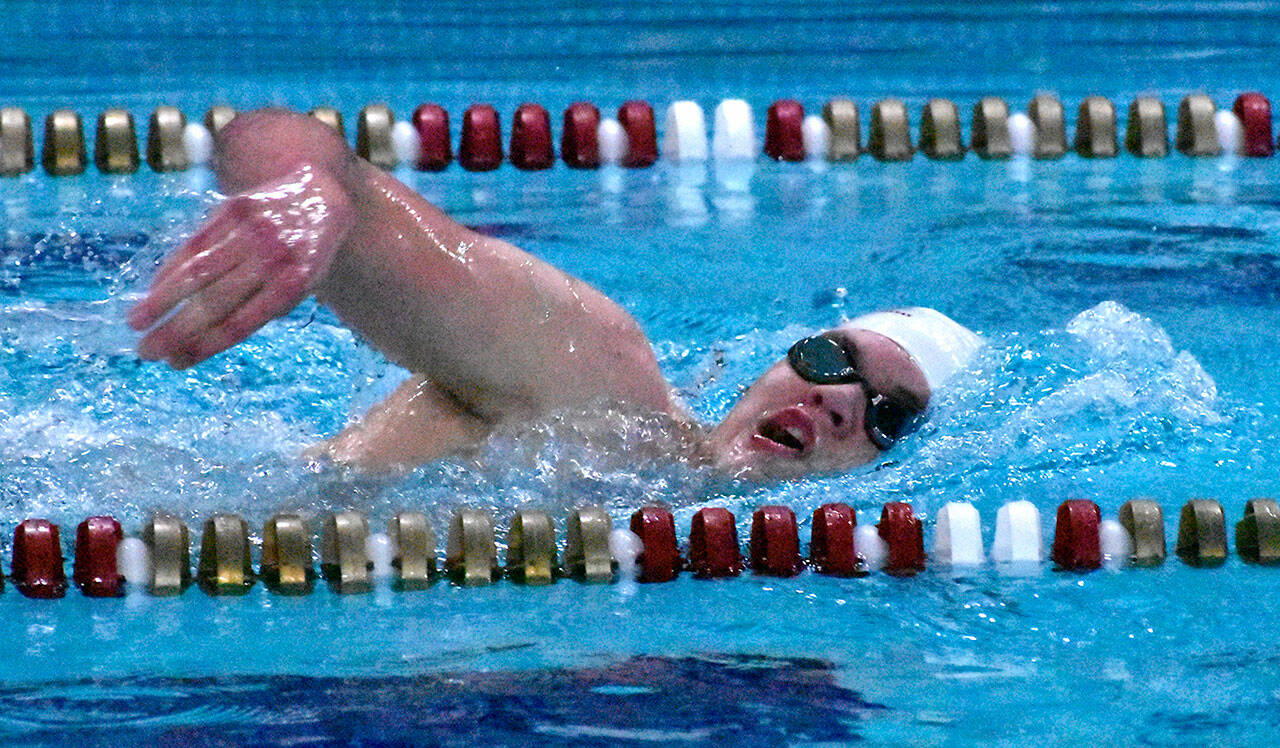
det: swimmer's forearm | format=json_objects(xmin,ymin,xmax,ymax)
[{"xmin": 316, "ymin": 374, "xmax": 490, "ymax": 470}]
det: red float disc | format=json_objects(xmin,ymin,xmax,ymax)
[
  {"xmin": 459, "ymin": 104, "xmax": 503, "ymax": 171},
  {"xmin": 73, "ymin": 516, "xmax": 124, "ymax": 597},
  {"xmin": 810, "ymin": 503, "xmax": 858, "ymax": 576},
  {"xmin": 411, "ymin": 104, "xmax": 452, "ymax": 171},
  {"xmin": 749, "ymin": 505, "xmax": 803, "ymax": 577},
  {"xmin": 617, "ymin": 100, "xmax": 658, "ymax": 168},
  {"xmin": 1233, "ymin": 92, "xmax": 1274, "ymax": 157},
  {"xmin": 629, "ymin": 506, "xmax": 682, "ymax": 582},
  {"xmin": 765, "ymin": 99, "xmax": 806, "ymax": 161},
  {"xmin": 1052, "ymin": 500, "xmax": 1102, "ymax": 571},
  {"xmin": 688, "ymin": 507, "xmax": 742, "ymax": 578},
  {"xmin": 510, "ymin": 103, "xmax": 554, "ymax": 170},
  {"xmin": 13, "ymin": 519, "xmax": 67, "ymax": 599},
  {"xmin": 562, "ymin": 102, "xmax": 601, "ymax": 169},
  {"xmin": 878, "ymin": 502, "xmax": 925, "ymax": 575}
]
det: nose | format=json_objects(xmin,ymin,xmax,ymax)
[{"xmin": 807, "ymin": 385, "xmax": 865, "ymax": 438}]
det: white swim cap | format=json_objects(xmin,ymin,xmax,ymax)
[{"xmin": 846, "ymin": 307, "xmax": 983, "ymax": 391}]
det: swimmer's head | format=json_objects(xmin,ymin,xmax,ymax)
[{"xmin": 705, "ymin": 307, "xmax": 982, "ymax": 480}]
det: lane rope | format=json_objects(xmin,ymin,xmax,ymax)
[
  {"xmin": 0, "ymin": 93, "xmax": 1273, "ymax": 178},
  {"xmin": 5, "ymin": 497, "xmax": 1278, "ymax": 599}
]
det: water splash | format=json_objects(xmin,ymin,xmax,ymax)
[{"xmin": 0, "ymin": 170, "xmax": 1253, "ymax": 540}]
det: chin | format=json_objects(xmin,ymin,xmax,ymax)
[
  {"xmin": 710, "ymin": 439, "xmax": 872, "ymax": 482},
  {"xmin": 715, "ymin": 457, "xmax": 803, "ymax": 481}
]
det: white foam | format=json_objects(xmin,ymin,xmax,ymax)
[
  {"xmin": 1065, "ymin": 301, "xmax": 1220, "ymax": 424},
  {"xmin": 712, "ymin": 99, "xmax": 756, "ymax": 160}
]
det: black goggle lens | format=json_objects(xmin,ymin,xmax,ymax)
[
  {"xmin": 786, "ymin": 336, "xmax": 859, "ymax": 385},
  {"xmin": 865, "ymin": 395, "xmax": 921, "ymax": 450}
]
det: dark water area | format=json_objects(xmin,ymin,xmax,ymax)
[{"xmin": 0, "ymin": 655, "xmax": 880, "ymax": 747}]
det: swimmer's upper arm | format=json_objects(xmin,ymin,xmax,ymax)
[
  {"xmin": 315, "ymin": 373, "xmax": 489, "ymax": 471},
  {"xmin": 314, "ymin": 171, "xmax": 675, "ymax": 420},
  {"xmin": 205, "ymin": 110, "xmax": 672, "ymax": 421}
]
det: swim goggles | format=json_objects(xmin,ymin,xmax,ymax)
[{"xmin": 786, "ymin": 334, "xmax": 924, "ymax": 450}]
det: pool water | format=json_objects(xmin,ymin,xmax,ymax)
[{"xmin": 4, "ymin": 1, "xmax": 1280, "ymax": 745}]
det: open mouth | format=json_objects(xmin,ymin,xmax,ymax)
[{"xmin": 750, "ymin": 408, "xmax": 815, "ymax": 457}]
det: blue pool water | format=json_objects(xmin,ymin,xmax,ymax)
[{"xmin": 5, "ymin": 1, "xmax": 1280, "ymax": 745}]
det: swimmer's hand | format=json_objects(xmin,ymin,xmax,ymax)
[{"xmin": 126, "ymin": 166, "xmax": 353, "ymax": 368}]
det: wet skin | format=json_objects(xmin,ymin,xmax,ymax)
[
  {"xmin": 704, "ymin": 326, "xmax": 930, "ymax": 480},
  {"xmin": 126, "ymin": 109, "xmax": 929, "ymax": 480}
]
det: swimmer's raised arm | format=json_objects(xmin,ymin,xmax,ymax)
[
  {"xmin": 125, "ymin": 109, "xmax": 986, "ymax": 479},
  {"xmin": 126, "ymin": 111, "xmax": 358, "ymax": 368},
  {"xmin": 127, "ymin": 109, "xmax": 675, "ymax": 453}
]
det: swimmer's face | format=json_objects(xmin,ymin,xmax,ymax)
[{"xmin": 705, "ymin": 326, "xmax": 930, "ymax": 480}]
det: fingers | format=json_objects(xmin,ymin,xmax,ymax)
[
  {"xmin": 127, "ymin": 231, "xmax": 248, "ymax": 332},
  {"xmin": 126, "ymin": 184, "xmax": 332, "ymax": 368},
  {"xmin": 136, "ymin": 256, "xmax": 263, "ymax": 363},
  {"xmin": 151, "ymin": 198, "xmax": 256, "ymax": 287},
  {"xmin": 128, "ymin": 199, "xmax": 260, "ymax": 330},
  {"xmin": 168, "ymin": 267, "xmax": 309, "ymax": 368}
]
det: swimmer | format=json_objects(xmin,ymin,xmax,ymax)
[{"xmin": 126, "ymin": 109, "xmax": 981, "ymax": 480}]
